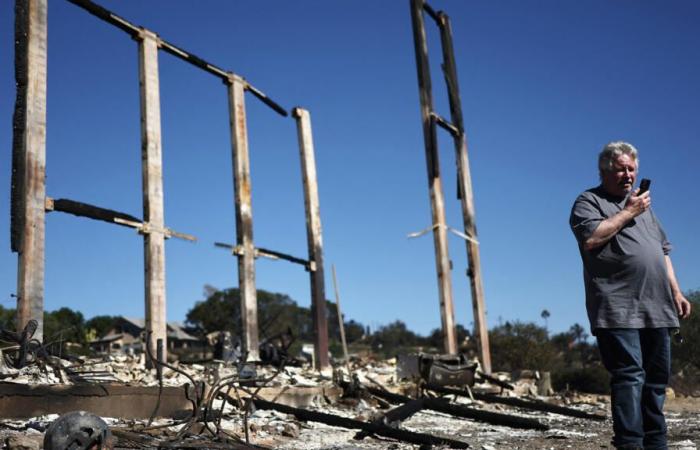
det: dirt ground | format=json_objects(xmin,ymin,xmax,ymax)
[{"xmin": 2, "ymin": 393, "xmax": 699, "ymax": 449}]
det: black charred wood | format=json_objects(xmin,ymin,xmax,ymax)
[
  {"xmin": 356, "ymin": 382, "xmax": 548, "ymax": 431},
  {"xmin": 51, "ymin": 198, "xmax": 140, "ymax": 227},
  {"xmin": 425, "ymin": 384, "xmax": 605, "ymax": 421},
  {"xmin": 252, "ymin": 398, "xmax": 470, "ymax": 448}
]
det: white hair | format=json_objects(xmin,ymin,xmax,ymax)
[{"xmin": 598, "ymin": 141, "xmax": 638, "ymax": 178}]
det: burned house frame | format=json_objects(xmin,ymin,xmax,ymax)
[{"xmin": 10, "ymin": 0, "xmax": 330, "ymax": 368}]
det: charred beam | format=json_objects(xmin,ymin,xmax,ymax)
[
  {"xmin": 421, "ymin": 2, "xmax": 440, "ymax": 23},
  {"xmin": 358, "ymin": 383, "xmax": 547, "ymax": 431},
  {"xmin": 48, "ymin": 198, "xmax": 140, "ymax": 227},
  {"xmin": 65, "ymin": 0, "xmax": 287, "ymax": 117},
  {"xmin": 423, "ymin": 397, "xmax": 549, "ymax": 430},
  {"xmin": 252, "ymin": 398, "xmax": 469, "ymax": 448},
  {"xmin": 214, "ymin": 242, "xmax": 311, "ymax": 269},
  {"xmin": 425, "ymin": 384, "xmax": 605, "ymax": 421}
]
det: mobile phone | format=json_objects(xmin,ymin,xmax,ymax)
[{"xmin": 638, "ymin": 178, "xmax": 651, "ymax": 194}]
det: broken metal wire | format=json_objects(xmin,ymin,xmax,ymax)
[{"xmin": 138, "ymin": 331, "xmax": 285, "ymax": 448}]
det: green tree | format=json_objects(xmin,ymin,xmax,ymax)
[
  {"xmin": 186, "ymin": 286, "xmax": 312, "ymax": 342},
  {"xmin": 85, "ymin": 315, "xmax": 119, "ymax": 340},
  {"xmin": 490, "ymin": 321, "xmax": 557, "ymax": 372},
  {"xmin": 343, "ymin": 319, "xmax": 366, "ymax": 343},
  {"xmin": 426, "ymin": 324, "xmax": 471, "ymax": 351},
  {"xmin": 541, "ymin": 309, "xmax": 551, "ymax": 331},
  {"xmin": 43, "ymin": 307, "xmax": 86, "ymax": 345},
  {"xmin": 0, "ymin": 305, "xmax": 16, "ymax": 330},
  {"xmin": 371, "ymin": 320, "xmax": 422, "ymax": 355}
]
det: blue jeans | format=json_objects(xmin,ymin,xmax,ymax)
[{"xmin": 596, "ymin": 328, "xmax": 671, "ymax": 450}]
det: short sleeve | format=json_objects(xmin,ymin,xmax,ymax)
[
  {"xmin": 650, "ymin": 209, "xmax": 673, "ymax": 255},
  {"xmin": 569, "ymin": 193, "xmax": 604, "ymax": 245}
]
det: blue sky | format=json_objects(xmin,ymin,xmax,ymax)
[{"xmin": 1, "ymin": 1, "xmax": 698, "ymax": 338}]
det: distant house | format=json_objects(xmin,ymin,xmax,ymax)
[{"xmin": 89, "ymin": 317, "xmax": 203, "ymax": 356}]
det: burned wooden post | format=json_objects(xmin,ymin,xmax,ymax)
[
  {"xmin": 227, "ymin": 74, "xmax": 260, "ymax": 362},
  {"xmin": 437, "ymin": 10, "xmax": 491, "ymax": 374},
  {"xmin": 409, "ymin": 0, "xmax": 458, "ymax": 355},
  {"xmin": 12, "ymin": 0, "xmax": 48, "ymax": 341},
  {"xmin": 293, "ymin": 107, "xmax": 329, "ymax": 370},
  {"xmin": 137, "ymin": 29, "xmax": 168, "ymax": 362},
  {"xmin": 409, "ymin": 0, "xmax": 491, "ymax": 371}
]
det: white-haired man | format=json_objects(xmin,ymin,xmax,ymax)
[{"xmin": 570, "ymin": 141, "xmax": 691, "ymax": 450}]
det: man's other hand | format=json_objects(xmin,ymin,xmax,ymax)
[{"xmin": 675, "ymin": 293, "xmax": 692, "ymax": 319}]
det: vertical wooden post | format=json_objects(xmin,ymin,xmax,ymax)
[
  {"xmin": 410, "ymin": 0, "xmax": 458, "ymax": 354},
  {"xmin": 227, "ymin": 75, "xmax": 260, "ymax": 361},
  {"xmin": 137, "ymin": 29, "xmax": 167, "ymax": 363},
  {"xmin": 293, "ymin": 107, "xmax": 330, "ymax": 370},
  {"xmin": 13, "ymin": 0, "xmax": 48, "ymax": 341},
  {"xmin": 438, "ymin": 12, "xmax": 491, "ymax": 373}
]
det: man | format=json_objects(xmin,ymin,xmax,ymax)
[{"xmin": 569, "ymin": 141, "xmax": 691, "ymax": 450}]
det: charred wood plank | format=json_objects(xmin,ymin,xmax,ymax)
[
  {"xmin": 423, "ymin": 397, "xmax": 549, "ymax": 431},
  {"xmin": 425, "ymin": 384, "xmax": 605, "ymax": 421},
  {"xmin": 360, "ymin": 383, "xmax": 548, "ymax": 431},
  {"xmin": 49, "ymin": 198, "xmax": 141, "ymax": 227},
  {"xmin": 252, "ymin": 398, "xmax": 469, "ymax": 448}
]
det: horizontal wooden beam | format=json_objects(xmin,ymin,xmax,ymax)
[
  {"xmin": 46, "ymin": 197, "xmax": 196, "ymax": 242},
  {"xmin": 214, "ymin": 242, "xmax": 311, "ymax": 269},
  {"xmin": 65, "ymin": 0, "xmax": 287, "ymax": 116},
  {"xmin": 47, "ymin": 197, "xmax": 140, "ymax": 227}
]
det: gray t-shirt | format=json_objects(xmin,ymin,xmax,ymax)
[{"xmin": 570, "ymin": 185, "xmax": 679, "ymax": 332}]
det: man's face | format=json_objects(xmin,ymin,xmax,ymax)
[{"xmin": 601, "ymin": 153, "xmax": 637, "ymax": 197}]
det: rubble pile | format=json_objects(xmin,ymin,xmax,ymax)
[{"xmin": 0, "ymin": 348, "xmax": 698, "ymax": 449}]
